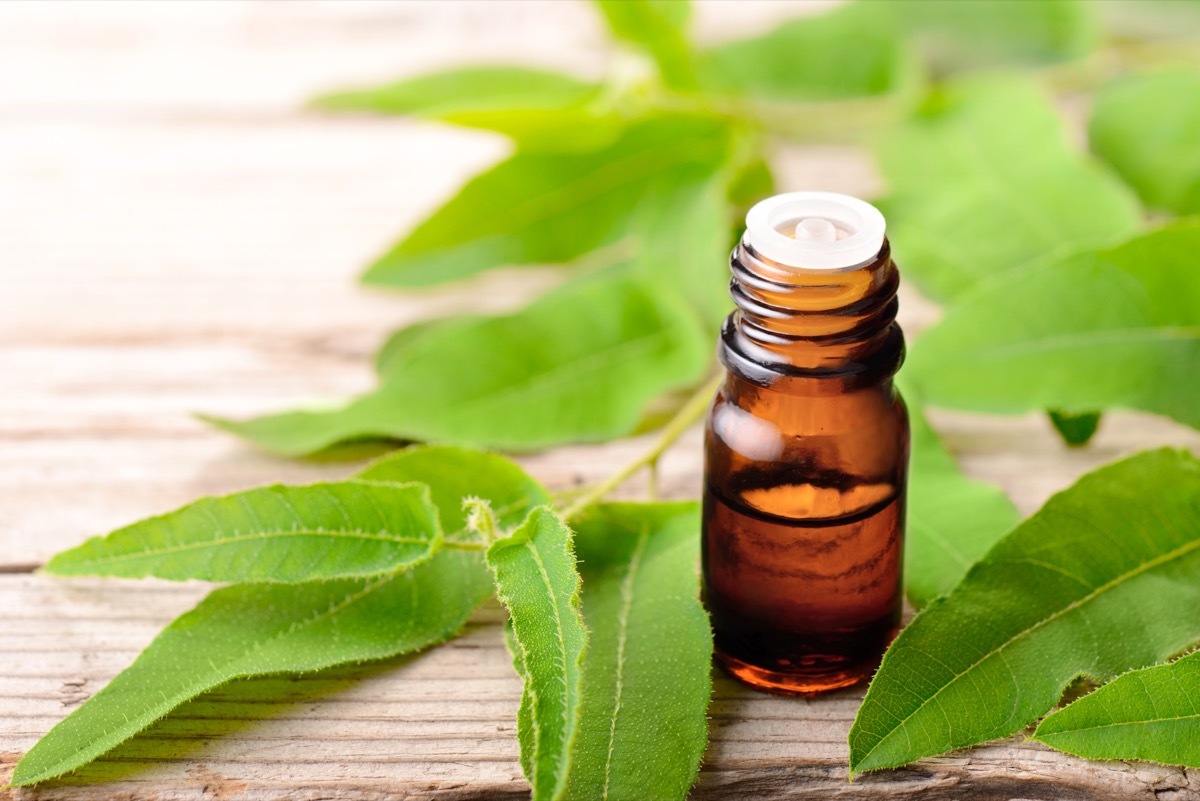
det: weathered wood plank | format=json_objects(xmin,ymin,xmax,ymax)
[{"xmin": 3, "ymin": 576, "xmax": 1198, "ymax": 801}]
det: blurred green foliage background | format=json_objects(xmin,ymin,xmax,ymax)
[
  {"xmin": 206, "ymin": 0, "xmax": 1200, "ymax": 602},
  {"xmin": 211, "ymin": 0, "xmax": 1200, "ymax": 449}
]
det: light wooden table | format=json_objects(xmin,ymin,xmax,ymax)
[{"xmin": 4, "ymin": 3, "xmax": 1199, "ymax": 799}]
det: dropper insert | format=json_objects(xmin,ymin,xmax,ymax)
[{"xmin": 744, "ymin": 191, "xmax": 886, "ymax": 270}]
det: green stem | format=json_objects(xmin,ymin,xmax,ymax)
[
  {"xmin": 442, "ymin": 540, "xmax": 487, "ymax": 552},
  {"xmin": 549, "ymin": 486, "xmax": 589, "ymax": 504},
  {"xmin": 1021, "ymin": 36, "xmax": 1200, "ymax": 95},
  {"xmin": 562, "ymin": 371, "xmax": 722, "ymax": 521},
  {"xmin": 463, "ymin": 498, "xmax": 500, "ymax": 545}
]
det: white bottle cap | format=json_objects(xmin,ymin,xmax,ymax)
[{"xmin": 744, "ymin": 191, "xmax": 886, "ymax": 270}]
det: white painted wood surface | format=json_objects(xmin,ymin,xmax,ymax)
[{"xmin": 3, "ymin": 2, "xmax": 1199, "ymax": 799}]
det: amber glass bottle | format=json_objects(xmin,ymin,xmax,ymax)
[{"xmin": 702, "ymin": 192, "xmax": 909, "ymax": 696}]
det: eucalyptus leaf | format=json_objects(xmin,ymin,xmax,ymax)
[
  {"xmin": 725, "ymin": 155, "xmax": 775, "ymax": 219},
  {"xmin": 904, "ymin": 400, "xmax": 1018, "ymax": 607},
  {"xmin": 564, "ymin": 502, "xmax": 711, "ymax": 801},
  {"xmin": 905, "ymin": 222, "xmax": 1200, "ymax": 432},
  {"xmin": 504, "ymin": 619, "xmax": 536, "ymax": 782},
  {"xmin": 593, "ymin": 0, "xmax": 697, "ymax": 91},
  {"xmin": 42, "ymin": 481, "xmax": 442, "ymax": 583},
  {"xmin": 314, "ymin": 65, "xmax": 596, "ymax": 116},
  {"xmin": 205, "ymin": 273, "xmax": 709, "ymax": 455},
  {"xmin": 356, "ymin": 444, "xmax": 550, "ymax": 533},
  {"xmin": 697, "ymin": 2, "xmax": 915, "ymax": 102},
  {"xmin": 876, "ymin": 76, "xmax": 1141, "ymax": 301},
  {"xmin": 373, "ymin": 314, "xmax": 463, "ymax": 377},
  {"xmin": 1089, "ymin": 69, "xmax": 1200, "ymax": 215},
  {"xmin": 488, "ymin": 507, "xmax": 587, "ymax": 801},
  {"xmin": 313, "ymin": 66, "xmax": 618, "ymax": 151},
  {"xmin": 1034, "ymin": 649, "xmax": 1200, "ymax": 766},
  {"xmin": 11, "ymin": 549, "xmax": 494, "ymax": 787},
  {"xmin": 627, "ymin": 170, "xmax": 732, "ymax": 330},
  {"xmin": 849, "ymin": 448, "xmax": 1200, "ymax": 774},
  {"xmin": 361, "ymin": 114, "xmax": 730, "ymax": 288}
]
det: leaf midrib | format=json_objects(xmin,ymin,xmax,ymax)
[
  {"xmin": 856, "ymin": 533, "xmax": 1200, "ymax": 770},
  {"xmin": 522, "ymin": 532, "xmax": 576, "ymax": 795},
  {"xmin": 56, "ymin": 529, "xmax": 435, "ymax": 568},
  {"xmin": 1042, "ymin": 709, "xmax": 1200, "ymax": 737},
  {"xmin": 601, "ymin": 528, "xmax": 649, "ymax": 800}
]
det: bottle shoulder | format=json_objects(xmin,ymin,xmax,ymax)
[{"xmin": 718, "ymin": 315, "xmax": 906, "ymax": 393}]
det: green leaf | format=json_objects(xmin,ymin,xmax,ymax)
[
  {"xmin": 504, "ymin": 619, "xmax": 536, "ymax": 782},
  {"xmin": 206, "ymin": 273, "xmax": 709, "ymax": 455},
  {"xmin": 627, "ymin": 170, "xmax": 732, "ymax": 330},
  {"xmin": 313, "ymin": 66, "xmax": 618, "ymax": 151},
  {"xmin": 499, "ymin": 505, "xmax": 711, "ymax": 798},
  {"xmin": 1034, "ymin": 649, "xmax": 1200, "ymax": 766},
  {"xmin": 593, "ymin": 0, "xmax": 697, "ymax": 90},
  {"xmin": 11, "ymin": 549, "xmax": 494, "ymax": 787},
  {"xmin": 905, "ymin": 222, "xmax": 1200, "ymax": 432},
  {"xmin": 876, "ymin": 76, "xmax": 1142, "ymax": 301},
  {"xmin": 904, "ymin": 399, "xmax": 1018, "ymax": 606},
  {"xmin": 16, "ymin": 444, "xmax": 539, "ymax": 787},
  {"xmin": 373, "ymin": 315, "xmax": 459, "ymax": 377},
  {"xmin": 41, "ymin": 481, "xmax": 442, "ymax": 583},
  {"xmin": 1048, "ymin": 409, "xmax": 1102, "ymax": 447},
  {"xmin": 874, "ymin": 0, "xmax": 1100, "ymax": 72},
  {"xmin": 487, "ymin": 507, "xmax": 587, "ymax": 800},
  {"xmin": 361, "ymin": 115, "xmax": 731, "ymax": 288},
  {"xmin": 356, "ymin": 444, "xmax": 550, "ymax": 533},
  {"xmin": 849, "ymin": 448, "xmax": 1200, "ymax": 774},
  {"xmin": 1089, "ymin": 69, "xmax": 1200, "ymax": 215},
  {"xmin": 627, "ymin": 142, "xmax": 775, "ymax": 331},
  {"xmin": 314, "ymin": 65, "xmax": 596, "ymax": 116},
  {"xmin": 725, "ymin": 154, "xmax": 775, "ymax": 217},
  {"xmin": 564, "ymin": 502, "xmax": 711, "ymax": 801},
  {"xmin": 697, "ymin": 2, "xmax": 915, "ymax": 102}
]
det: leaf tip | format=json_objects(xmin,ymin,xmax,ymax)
[
  {"xmin": 193, "ymin": 411, "xmax": 239, "ymax": 434},
  {"xmin": 306, "ymin": 91, "xmax": 349, "ymax": 112},
  {"xmin": 195, "ymin": 412, "xmax": 291, "ymax": 454},
  {"xmin": 359, "ymin": 250, "xmax": 413, "ymax": 287},
  {"xmin": 9, "ymin": 753, "xmax": 49, "ymax": 788},
  {"xmin": 1029, "ymin": 713, "xmax": 1061, "ymax": 743},
  {"xmin": 38, "ymin": 554, "xmax": 66, "ymax": 576}
]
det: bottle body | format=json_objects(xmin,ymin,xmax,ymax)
[
  {"xmin": 702, "ymin": 202, "xmax": 908, "ymax": 696},
  {"xmin": 703, "ymin": 372, "xmax": 908, "ymax": 695}
]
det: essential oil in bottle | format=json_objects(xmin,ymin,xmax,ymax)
[{"xmin": 702, "ymin": 192, "xmax": 909, "ymax": 697}]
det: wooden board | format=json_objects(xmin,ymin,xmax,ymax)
[
  {"xmin": 4, "ymin": 577, "xmax": 1199, "ymax": 801},
  {"xmin": 3, "ymin": 2, "xmax": 1200, "ymax": 799}
]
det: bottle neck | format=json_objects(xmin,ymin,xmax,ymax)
[{"xmin": 719, "ymin": 237, "xmax": 904, "ymax": 392}]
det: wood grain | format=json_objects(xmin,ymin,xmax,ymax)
[
  {"xmin": 3, "ymin": 1, "xmax": 1200, "ymax": 799},
  {"xmin": 3, "ymin": 577, "xmax": 1199, "ymax": 801}
]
